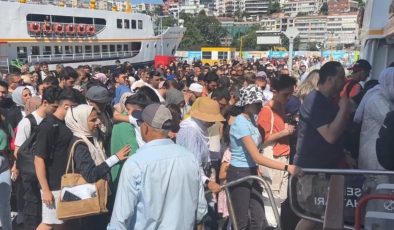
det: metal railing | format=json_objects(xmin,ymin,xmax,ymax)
[
  {"xmin": 0, "ymin": 57, "xmax": 10, "ymax": 74},
  {"xmin": 28, "ymin": 50, "xmax": 140, "ymax": 63},
  {"xmin": 206, "ymin": 175, "xmax": 281, "ymax": 230},
  {"xmin": 289, "ymin": 168, "xmax": 394, "ymax": 230}
]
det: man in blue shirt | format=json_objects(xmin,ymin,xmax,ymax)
[{"xmin": 108, "ymin": 104, "xmax": 207, "ymax": 230}]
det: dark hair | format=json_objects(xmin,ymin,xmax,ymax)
[
  {"xmin": 149, "ymin": 71, "xmax": 162, "ymax": 79},
  {"xmin": 222, "ymin": 106, "xmax": 243, "ymax": 145},
  {"xmin": 86, "ymin": 79, "xmax": 105, "ymax": 90},
  {"xmin": 40, "ymin": 62, "xmax": 48, "ymax": 66},
  {"xmin": 318, "ymin": 61, "xmax": 342, "ymax": 84},
  {"xmin": 166, "ymin": 104, "xmax": 181, "ymax": 133},
  {"xmin": 0, "ymin": 80, "xmax": 8, "ymax": 90},
  {"xmin": 58, "ymin": 88, "xmax": 82, "ymax": 104},
  {"xmin": 204, "ymin": 72, "xmax": 219, "ymax": 83},
  {"xmin": 125, "ymin": 92, "xmax": 154, "ymax": 109},
  {"xmin": 42, "ymin": 76, "xmax": 59, "ymax": 86},
  {"xmin": 59, "ymin": 66, "xmax": 78, "ymax": 81},
  {"xmin": 211, "ymin": 87, "xmax": 230, "ymax": 101},
  {"xmin": 271, "ymin": 75, "xmax": 297, "ymax": 91},
  {"xmin": 218, "ymin": 76, "xmax": 231, "ymax": 88},
  {"xmin": 136, "ymin": 86, "xmax": 160, "ymax": 103},
  {"xmin": 42, "ymin": 86, "xmax": 62, "ymax": 104}
]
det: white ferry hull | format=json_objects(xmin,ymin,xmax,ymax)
[{"xmin": 0, "ymin": 2, "xmax": 185, "ymax": 70}]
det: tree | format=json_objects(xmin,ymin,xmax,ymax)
[
  {"xmin": 268, "ymin": 0, "xmax": 281, "ymax": 14},
  {"xmin": 152, "ymin": 5, "xmax": 163, "ymax": 16},
  {"xmin": 280, "ymin": 33, "xmax": 301, "ymax": 51},
  {"xmin": 178, "ymin": 12, "xmax": 228, "ymax": 50},
  {"xmin": 162, "ymin": 16, "xmax": 176, "ymax": 28},
  {"xmin": 307, "ymin": 42, "xmax": 319, "ymax": 51},
  {"xmin": 320, "ymin": 2, "xmax": 328, "ymax": 15}
]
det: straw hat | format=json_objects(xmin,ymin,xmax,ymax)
[{"xmin": 190, "ymin": 97, "xmax": 225, "ymax": 122}]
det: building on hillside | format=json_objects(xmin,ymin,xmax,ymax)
[
  {"xmin": 242, "ymin": 0, "xmax": 270, "ymax": 15},
  {"xmin": 283, "ymin": 0, "xmax": 323, "ymax": 16},
  {"xmin": 294, "ymin": 15, "xmax": 327, "ymax": 49},
  {"xmin": 328, "ymin": 0, "xmax": 358, "ymax": 14},
  {"xmin": 97, "ymin": 0, "xmax": 110, "ymax": 10},
  {"xmin": 326, "ymin": 13, "xmax": 359, "ymax": 48}
]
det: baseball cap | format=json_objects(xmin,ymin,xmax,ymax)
[
  {"xmin": 348, "ymin": 59, "xmax": 372, "ymax": 71},
  {"xmin": 141, "ymin": 104, "xmax": 173, "ymax": 130},
  {"xmin": 86, "ymin": 86, "xmax": 111, "ymax": 104}
]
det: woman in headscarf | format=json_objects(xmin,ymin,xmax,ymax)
[
  {"xmin": 7, "ymin": 86, "xmax": 32, "ymax": 129},
  {"xmin": 356, "ymin": 67, "xmax": 394, "ymax": 169},
  {"xmin": 65, "ymin": 104, "xmax": 130, "ymax": 230}
]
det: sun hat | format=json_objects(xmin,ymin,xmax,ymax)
[
  {"xmin": 236, "ymin": 84, "xmax": 265, "ymax": 107},
  {"xmin": 190, "ymin": 97, "xmax": 225, "ymax": 122},
  {"xmin": 85, "ymin": 86, "xmax": 111, "ymax": 104}
]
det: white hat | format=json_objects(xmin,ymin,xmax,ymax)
[{"xmin": 189, "ymin": 83, "xmax": 203, "ymax": 93}]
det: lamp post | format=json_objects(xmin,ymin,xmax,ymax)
[{"xmin": 282, "ymin": 27, "xmax": 300, "ymax": 71}]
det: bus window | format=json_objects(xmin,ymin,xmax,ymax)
[
  {"xmin": 202, "ymin": 51, "xmax": 212, "ymax": 59},
  {"xmin": 31, "ymin": 46, "xmax": 40, "ymax": 55},
  {"xmin": 218, "ymin": 51, "xmax": 228, "ymax": 60}
]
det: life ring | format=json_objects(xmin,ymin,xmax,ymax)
[
  {"xmin": 86, "ymin": 25, "xmax": 95, "ymax": 35},
  {"xmin": 53, "ymin": 24, "xmax": 64, "ymax": 35},
  {"xmin": 28, "ymin": 22, "xmax": 41, "ymax": 34},
  {"xmin": 42, "ymin": 22, "xmax": 52, "ymax": 35},
  {"xmin": 77, "ymin": 24, "xmax": 86, "ymax": 35},
  {"xmin": 65, "ymin": 24, "xmax": 76, "ymax": 35}
]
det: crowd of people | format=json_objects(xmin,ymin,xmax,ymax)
[{"xmin": 0, "ymin": 56, "xmax": 392, "ymax": 230}]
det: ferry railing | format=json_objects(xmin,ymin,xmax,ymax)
[
  {"xmin": 205, "ymin": 175, "xmax": 281, "ymax": 230},
  {"xmin": 289, "ymin": 169, "xmax": 394, "ymax": 230},
  {"xmin": 28, "ymin": 50, "xmax": 140, "ymax": 63},
  {"xmin": 0, "ymin": 56, "xmax": 10, "ymax": 74}
]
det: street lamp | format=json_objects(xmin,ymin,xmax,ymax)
[{"xmin": 282, "ymin": 27, "xmax": 300, "ymax": 71}]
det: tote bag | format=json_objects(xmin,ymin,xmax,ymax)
[{"xmin": 56, "ymin": 140, "xmax": 108, "ymax": 220}]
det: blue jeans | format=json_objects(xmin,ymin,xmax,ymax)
[{"xmin": 0, "ymin": 169, "xmax": 12, "ymax": 230}]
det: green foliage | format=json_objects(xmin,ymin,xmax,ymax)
[
  {"xmin": 179, "ymin": 12, "xmax": 228, "ymax": 50},
  {"xmin": 10, "ymin": 59, "xmax": 23, "ymax": 70},
  {"xmin": 232, "ymin": 25, "xmax": 261, "ymax": 50},
  {"xmin": 320, "ymin": 2, "xmax": 328, "ymax": 15},
  {"xmin": 161, "ymin": 16, "xmax": 176, "ymax": 28},
  {"xmin": 268, "ymin": 0, "xmax": 281, "ymax": 14},
  {"xmin": 280, "ymin": 33, "xmax": 301, "ymax": 51},
  {"xmin": 355, "ymin": 0, "xmax": 365, "ymax": 8}
]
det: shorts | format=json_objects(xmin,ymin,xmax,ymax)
[{"xmin": 40, "ymin": 190, "xmax": 63, "ymax": 225}]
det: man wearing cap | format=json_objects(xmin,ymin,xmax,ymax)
[
  {"xmin": 108, "ymin": 104, "xmax": 207, "ymax": 230},
  {"xmin": 256, "ymin": 71, "xmax": 273, "ymax": 103},
  {"xmin": 86, "ymin": 86, "xmax": 113, "ymax": 151},
  {"xmin": 341, "ymin": 59, "xmax": 372, "ymax": 100}
]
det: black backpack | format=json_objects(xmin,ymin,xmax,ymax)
[
  {"xmin": 16, "ymin": 114, "xmax": 39, "ymax": 175},
  {"xmin": 376, "ymin": 111, "xmax": 394, "ymax": 170}
]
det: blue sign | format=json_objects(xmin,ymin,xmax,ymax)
[
  {"xmin": 269, "ymin": 51, "xmax": 289, "ymax": 58},
  {"xmin": 187, "ymin": 51, "xmax": 201, "ymax": 61}
]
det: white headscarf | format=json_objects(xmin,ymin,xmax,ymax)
[
  {"xmin": 65, "ymin": 104, "xmax": 106, "ymax": 166},
  {"xmin": 354, "ymin": 67, "xmax": 394, "ymax": 123},
  {"xmin": 12, "ymin": 86, "xmax": 28, "ymax": 107}
]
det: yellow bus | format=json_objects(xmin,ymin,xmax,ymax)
[{"xmin": 201, "ymin": 47, "xmax": 236, "ymax": 66}]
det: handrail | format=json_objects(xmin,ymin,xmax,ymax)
[
  {"xmin": 289, "ymin": 169, "xmax": 394, "ymax": 230},
  {"xmin": 354, "ymin": 194, "xmax": 394, "ymax": 230},
  {"xmin": 206, "ymin": 175, "xmax": 281, "ymax": 230}
]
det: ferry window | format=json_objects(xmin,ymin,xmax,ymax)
[
  {"xmin": 123, "ymin": 44, "xmax": 129, "ymax": 51},
  {"xmin": 17, "ymin": 47, "xmax": 27, "ymax": 59},
  {"xmin": 117, "ymin": 19, "xmax": 122, "ymax": 29},
  {"xmin": 124, "ymin": 20, "xmax": 130, "ymax": 29},
  {"xmin": 43, "ymin": 46, "xmax": 52, "ymax": 55},
  {"xmin": 85, "ymin": 45, "xmax": 92, "ymax": 53},
  {"xmin": 138, "ymin": 20, "xmax": 143, "ymax": 29},
  {"xmin": 102, "ymin": 45, "xmax": 108, "ymax": 53},
  {"xmin": 110, "ymin": 45, "xmax": 115, "ymax": 52},
  {"xmin": 65, "ymin": 46, "xmax": 73, "ymax": 54},
  {"xmin": 218, "ymin": 52, "xmax": 228, "ymax": 60},
  {"xmin": 94, "ymin": 18, "xmax": 106, "ymax": 25},
  {"xmin": 202, "ymin": 51, "xmax": 212, "ymax": 59},
  {"xmin": 31, "ymin": 46, "xmax": 40, "ymax": 55},
  {"xmin": 94, "ymin": 45, "xmax": 100, "ymax": 54},
  {"xmin": 75, "ymin": 46, "xmax": 83, "ymax": 54},
  {"xmin": 75, "ymin": 17, "xmax": 93, "ymax": 24},
  {"xmin": 131, "ymin": 42, "xmax": 141, "ymax": 51},
  {"xmin": 131, "ymin": 20, "xmax": 136, "ymax": 29},
  {"xmin": 117, "ymin": 45, "xmax": 122, "ymax": 52},
  {"xmin": 54, "ymin": 46, "xmax": 63, "ymax": 55},
  {"xmin": 26, "ymin": 14, "xmax": 50, "ymax": 22},
  {"xmin": 52, "ymin": 16, "xmax": 73, "ymax": 23}
]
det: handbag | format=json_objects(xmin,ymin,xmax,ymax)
[{"xmin": 56, "ymin": 140, "xmax": 108, "ymax": 220}]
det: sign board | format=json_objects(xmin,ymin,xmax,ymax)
[{"xmin": 257, "ymin": 36, "xmax": 281, "ymax": 45}]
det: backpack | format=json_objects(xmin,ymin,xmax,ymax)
[
  {"xmin": 16, "ymin": 114, "xmax": 39, "ymax": 175},
  {"xmin": 376, "ymin": 111, "xmax": 394, "ymax": 170}
]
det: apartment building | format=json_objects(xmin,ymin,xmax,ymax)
[
  {"xmin": 294, "ymin": 15, "xmax": 327, "ymax": 48},
  {"xmin": 282, "ymin": 0, "xmax": 323, "ymax": 16},
  {"xmin": 326, "ymin": 13, "xmax": 359, "ymax": 48},
  {"xmin": 242, "ymin": 0, "xmax": 270, "ymax": 15},
  {"xmin": 328, "ymin": 0, "xmax": 358, "ymax": 14}
]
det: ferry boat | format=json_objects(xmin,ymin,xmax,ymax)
[
  {"xmin": 0, "ymin": 1, "xmax": 185, "ymax": 71},
  {"xmin": 359, "ymin": 0, "xmax": 394, "ymax": 78}
]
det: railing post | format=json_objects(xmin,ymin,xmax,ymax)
[
  {"xmin": 225, "ymin": 187, "xmax": 238, "ymax": 230},
  {"xmin": 323, "ymin": 175, "xmax": 345, "ymax": 230}
]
